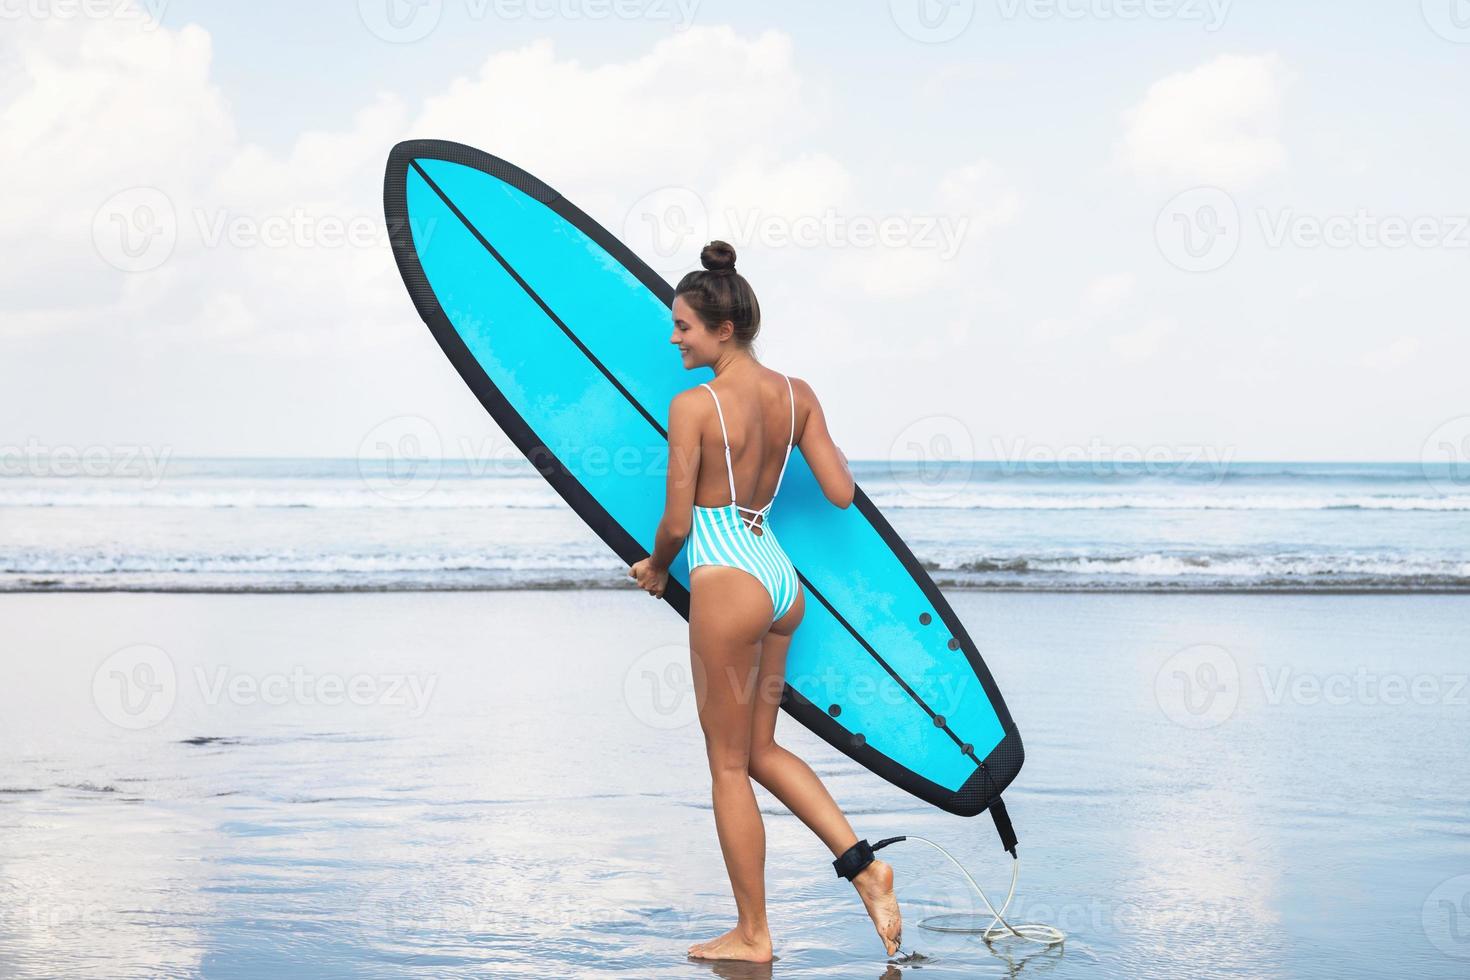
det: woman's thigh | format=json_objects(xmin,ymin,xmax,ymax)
[
  {"xmin": 749, "ymin": 585, "xmax": 804, "ymax": 754},
  {"xmin": 688, "ymin": 565, "xmax": 775, "ymax": 771}
]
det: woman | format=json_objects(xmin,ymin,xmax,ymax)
[{"xmin": 628, "ymin": 241, "xmax": 903, "ymax": 963}]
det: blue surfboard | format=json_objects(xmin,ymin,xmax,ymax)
[{"xmin": 383, "ymin": 140, "xmax": 1022, "ymax": 817}]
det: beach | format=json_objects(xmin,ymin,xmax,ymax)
[{"xmin": 3, "ymin": 589, "xmax": 1466, "ymax": 978}]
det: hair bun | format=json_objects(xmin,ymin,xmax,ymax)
[{"xmin": 700, "ymin": 240, "xmax": 737, "ymax": 275}]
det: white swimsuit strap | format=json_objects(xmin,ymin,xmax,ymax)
[
  {"xmin": 770, "ymin": 374, "xmax": 796, "ymax": 500},
  {"xmin": 703, "ymin": 377, "xmax": 796, "ymax": 520},
  {"xmin": 701, "ymin": 383, "xmax": 739, "ymax": 505}
]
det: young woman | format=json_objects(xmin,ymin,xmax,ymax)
[{"xmin": 628, "ymin": 241, "xmax": 903, "ymax": 963}]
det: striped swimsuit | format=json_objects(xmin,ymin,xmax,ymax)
[{"xmin": 686, "ymin": 375, "xmax": 802, "ymax": 622}]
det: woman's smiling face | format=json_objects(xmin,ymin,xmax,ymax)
[{"xmin": 670, "ymin": 294, "xmax": 730, "ymax": 370}]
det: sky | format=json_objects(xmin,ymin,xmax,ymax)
[{"xmin": 2, "ymin": 0, "xmax": 1467, "ymax": 463}]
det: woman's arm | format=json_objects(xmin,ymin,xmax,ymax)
[
  {"xmin": 793, "ymin": 377, "xmax": 855, "ymax": 508},
  {"xmin": 647, "ymin": 388, "xmax": 702, "ymax": 571}
]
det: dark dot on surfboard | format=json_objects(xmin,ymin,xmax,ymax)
[
  {"xmin": 918, "ymin": 612, "xmax": 932, "ymax": 626},
  {"xmin": 961, "ymin": 743, "xmax": 973, "ymax": 755},
  {"xmin": 948, "ymin": 638, "xmax": 959, "ymax": 650},
  {"xmin": 828, "ymin": 704, "xmax": 841, "ymax": 718},
  {"xmin": 933, "ymin": 715, "xmax": 946, "ymax": 728},
  {"xmin": 851, "ymin": 733, "xmax": 866, "ymax": 748}
]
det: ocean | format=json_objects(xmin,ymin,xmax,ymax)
[{"xmin": 3, "ymin": 457, "xmax": 1467, "ymax": 593}]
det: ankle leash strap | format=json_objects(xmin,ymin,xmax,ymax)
[{"xmin": 832, "ymin": 836, "xmax": 905, "ymax": 880}]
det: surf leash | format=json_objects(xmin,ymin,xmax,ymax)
[{"xmin": 832, "ymin": 798, "xmax": 1065, "ymax": 950}]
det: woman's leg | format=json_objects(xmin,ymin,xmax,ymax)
[
  {"xmin": 685, "ymin": 564, "xmax": 776, "ymax": 962},
  {"xmin": 746, "ymin": 586, "xmax": 904, "ymax": 957}
]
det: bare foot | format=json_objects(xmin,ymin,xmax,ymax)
[
  {"xmin": 852, "ymin": 859, "xmax": 902, "ymax": 956},
  {"xmin": 687, "ymin": 924, "xmax": 773, "ymax": 962}
]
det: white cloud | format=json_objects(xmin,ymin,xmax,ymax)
[
  {"xmin": 1119, "ymin": 53, "xmax": 1289, "ymax": 187},
  {"xmin": 0, "ymin": 22, "xmax": 818, "ymax": 355},
  {"xmin": 1082, "ymin": 272, "xmax": 1137, "ymax": 314},
  {"xmin": 937, "ymin": 160, "xmax": 1024, "ymax": 231},
  {"xmin": 823, "ymin": 159, "xmax": 1022, "ymax": 299},
  {"xmin": 1108, "ymin": 317, "xmax": 1176, "ymax": 362},
  {"xmin": 1026, "ymin": 273, "xmax": 1136, "ymax": 343},
  {"xmin": 1359, "ymin": 337, "xmax": 1420, "ymax": 371},
  {"xmin": 0, "ymin": 16, "xmax": 236, "ymax": 305},
  {"xmin": 412, "ymin": 28, "xmax": 806, "ymax": 188},
  {"xmin": 708, "ymin": 151, "xmax": 858, "ymax": 234}
]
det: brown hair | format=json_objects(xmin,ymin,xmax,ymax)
[{"xmin": 674, "ymin": 240, "xmax": 761, "ymax": 348}]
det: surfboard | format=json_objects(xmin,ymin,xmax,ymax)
[{"xmin": 383, "ymin": 140, "xmax": 1023, "ymax": 817}]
